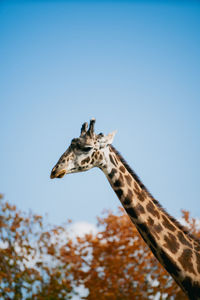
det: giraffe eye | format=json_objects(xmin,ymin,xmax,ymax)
[
  {"xmin": 76, "ymin": 144, "xmax": 92, "ymax": 152},
  {"xmin": 81, "ymin": 146, "xmax": 92, "ymax": 152}
]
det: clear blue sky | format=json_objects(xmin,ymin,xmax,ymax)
[{"xmin": 1, "ymin": 0, "xmax": 200, "ymax": 226}]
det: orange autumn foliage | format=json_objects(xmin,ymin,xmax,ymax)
[
  {"xmin": 0, "ymin": 194, "xmax": 73, "ymax": 300},
  {"xmin": 67, "ymin": 208, "xmax": 195, "ymax": 300},
  {"xmin": 0, "ymin": 193, "xmax": 200, "ymax": 299}
]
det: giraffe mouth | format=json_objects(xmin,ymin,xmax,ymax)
[
  {"xmin": 57, "ymin": 171, "xmax": 66, "ymax": 178},
  {"xmin": 50, "ymin": 169, "xmax": 66, "ymax": 179}
]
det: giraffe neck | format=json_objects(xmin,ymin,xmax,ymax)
[{"xmin": 100, "ymin": 145, "xmax": 200, "ymax": 299}]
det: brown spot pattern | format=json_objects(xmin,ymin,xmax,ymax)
[
  {"xmin": 109, "ymin": 146, "xmax": 114, "ymax": 153},
  {"xmin": 147, "ymin": 217, "xmax": 154, "ymax": 226},
  {"xmin": 119, "ymin": 173, "xmax": 125, "ymax": 183},
  {"xmin": 113, "ymin": 156, "xmax": 118, "ymax": 165},
  {"xmin": 134, "ymin": 188, "xmax": 146, "ymax": 202},
  {"xmin": 135, "ymin": 203, "xmax": 145, "ymax": 214},
  {"xmin": 138, "ymin": 190, "xmax": 146, "ymax": 202},
  {"xmin": 109, "ymin": 154, "xmax": 117, "ymax": 167},
  {"xmin": 125, "ymin": 174, "xmax": 132, "ymax": 186},
  {"xmin": 81, "ymin": 157, "xmax": 90, "ymax": 165},
  {"xmin": 123, "ymin": 197, "xmax": 131, "ymax": 206},
  {"xmin": 114, "ymin": 179, "xmax": 124, "ymax": 188},
  {"xmin": 119, "ymin": 166, "xmax": 126, "ymax": 173},
  {"xmin": 108, "ymin": 168, "xmax": 117, "ymax": 179},
  {"xmin": 177, "ymin": 231, "xmax": 191, "ymax": 248},
  {"xmin": 127, "ymin": 189, "xmax": 133, "ymax": 199},
  {"xmin": 164, "ymin": 233, "xmax": 180, "ymax": 254},
  {"xmin": 123, "ymin": 189, "xmax": 133, "ymax": 206},
  {"xmin": 153, "ymin": 224, "xmax": 163, "ymax": 233},
  {"xmin": 134, "ymin": 182, "xmax": 140, "ymax": 192},
  {"xmin": 178, "ymin": 249, "xmax": 196, "ymax": 274},
  {"xmin": 146, "ymin": 202, "xmax": 160, "ymax": 218},
  {"xmin": 115, "ymin": 188, "xmax": 123, "ymax": 198},
  {"xmin": 125, "ymin": 207, "xmax": 137, "ymax": 219},
  {"xmin": 162, "ymin": 215, "xmax": 176, "ymax": 232}
]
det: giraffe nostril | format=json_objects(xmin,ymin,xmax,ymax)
[{"xmin": 50, "ymin": 168, "xmax": 57, "ymax": 179}]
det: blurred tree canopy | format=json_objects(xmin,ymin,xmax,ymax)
[{"xmin": 0, "ymin": 193, "xmax": 199, "ymax": 299}]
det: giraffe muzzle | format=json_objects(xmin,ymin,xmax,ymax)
[{"xmin": 50, "ymin": 168, "xmax": 66, "ymax": 179}]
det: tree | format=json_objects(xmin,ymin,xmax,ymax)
[
  {"xmin": 66, "ymin": 208, "xmax": 195, "ymax": 300},
  {"xmin": 0, "ymin": 194, "xmax": 73, "ymax": 299},
  {"xmin": 0, "ymin": 193, "xmax": 199, "ymax": 299}
]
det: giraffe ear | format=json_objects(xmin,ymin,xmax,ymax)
[{"xmin": 105, "ymin": 130, "xmax": 117, "ymax": 145}]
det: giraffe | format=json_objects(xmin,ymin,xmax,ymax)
[{"xmin": 50, "ymin": 119, "xmax": 200, "ymax": 299}]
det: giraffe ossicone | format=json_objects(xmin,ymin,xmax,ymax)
[{"xmin": 50, "ymin": 119, "xmax": 200, "ymax": 300}]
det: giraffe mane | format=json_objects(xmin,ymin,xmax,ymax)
[{"xmin": 110, "ymin": 145, "xmax": 200, "ymax": 246}]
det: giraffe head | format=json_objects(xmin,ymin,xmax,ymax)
[{"xmin": 50, "ymin": 119, "xmax": 116, "ymax": 179}]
